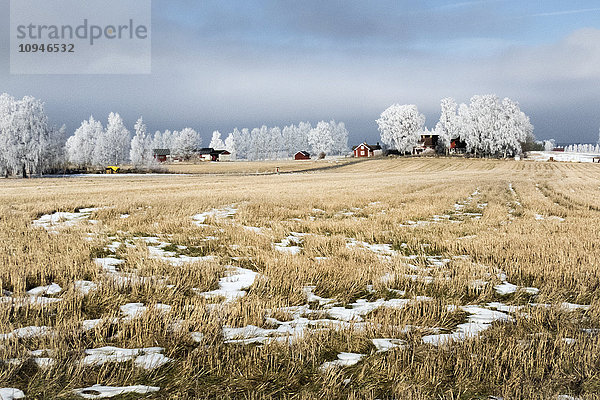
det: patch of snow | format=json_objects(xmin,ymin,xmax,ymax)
[
  {"xmin": 191, "ymin": 332, "xmax": 204, "ymax": 342},
  {"xmin": 494, "ymin": 281, "xmax": 518, "ymax": 295},
  {"xmin": 82, "ymin": 346, "xmax": 169, "ymax": 370},
  {"xmin": 195, "ymin": 267, "xmax": 258, "ymax": 302},
  {"xmin": 327, "ymin": 298, "xmax": 413, "ymax": 322},
  {"xmin": 371, "ymin": 338, "xmax": 406, "ymax": 353},
  {"xmin": 0, "ymin": 388, "xmax": 25, "ymax": 400},
  {"xmin": 0, "ymin": 296, "xmax": 61, "ymax": 307},
  {"xmin": 73, "ymin": 384, "xmax": 160, "ymax": 399},
  {"xmin": 320, "ymin": 352, "xmax": 364, "ymax": 371},
  {"xmin": 32, "ymin": 208, "xmax": 101, "ymax": 232},
  {"xmin": 94, "ymin": 257, "xmax": 124, "ymax": 273},
  {"xmin": 75, "ymin": 280, "xmax": 98, "ymax": 295},
  {"xmin": 27, "ymin": 283, "xmax": 62, "ymax": 296},
  {"xmin": 105, "ymin": 241, "xmax": 121, "ymax": 253},
  {"xmin": 119, "ymin": 302, "xmax": 171, "ymax": 321},
  {"xmin": 192, "ymin": 205, "xmax": 237, "ymax": 226},
  {"xmin": 303, "ymin": 286, "xmax": 336, "ymax": 306},
  {"xmin": 422, "ymin": 306, "xmax": 512, "ymax": 346},
  {"xmin": 33, "ymin": 357, "xmax": 54, "ymax": 369},
  {"xmin": 273, "ymin": 232, "xmax": 306, "ymax": 255},
  {"xmin": 119, "ymin": 214, "xmax": 129, "ymax": 219},
  {"xmin": 561, "ymin": 302, "xmax": 590, "ymax": 311},
  {"xmin": 134, "ymin": 353, "xmax": 171, "ymax": 370},
  {"xmin": 522, "ymin": 287, "xmax": 539, "ymax": 295},
  {"xmin": 0, "ymin": 326, "xmax": 52, "ymax": 340}
]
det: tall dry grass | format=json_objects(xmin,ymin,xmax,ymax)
[{"xmin": 0, "ymin": 158, "xmax": 599, "ymax": 399}]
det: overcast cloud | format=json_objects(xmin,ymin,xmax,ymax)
[{"xmin": 0, "ymin": 0, "xmax": 599, "ymax": 144}]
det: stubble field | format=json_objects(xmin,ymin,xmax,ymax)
[{"xmin": 1, "ymin": 157, "xmax": 599, "ymax": 399}]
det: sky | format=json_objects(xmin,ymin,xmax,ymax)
[{"xmin": 1, "ymin": 0, "xmax": 599, "ymax": 145}]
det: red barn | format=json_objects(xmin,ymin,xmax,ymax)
[
  {"xmin": 153, "ymin": 149, "xmax": 170, "ymax": 163},
  {"xmin": 294, "ymin": 151, "xmax": 310, "ymax": 160},
  {"xmin": 353, "ymin": 142, "xmax": 382, "ymax": 158}
]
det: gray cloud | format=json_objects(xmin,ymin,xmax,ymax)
[{"xmin": 0, "ymin": 1, "xmax": 599, "ymax": 144}]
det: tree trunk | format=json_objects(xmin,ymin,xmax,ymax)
[{"xmin": 22, "ymin": 164, "xmax": 27, "ymax": 179}]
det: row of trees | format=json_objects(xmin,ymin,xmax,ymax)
[
  {"xmin": 0, "ymin": 93, "xmax": 66, "ymax": 177},
  {"xmin": 564, "ymin": 143, "xmax": 600, "ymax": 153},
  {"xmin": 67, "ymin": 115, "xmax": 204, "ymax": 167},
  {"xmin": 207, "ymin": 121, "xmax": 348, "ymax": 160},
  {"xmin": 377, "ymin": 95, "xmax": 534, "ymax": 157},
  {"xmin": 66, "ymin": 116, "xmax": 349, "ymax": 167}
]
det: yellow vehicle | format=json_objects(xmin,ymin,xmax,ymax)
[{"xmin": 105, "ymin": 166, "xmax": 120, "ymax": 174}]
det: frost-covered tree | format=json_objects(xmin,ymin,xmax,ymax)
[
  {"xmin": 66, "ymin": 116, "xmax": 103, "ymax": 167},
  {"xmin": 130, "ymin": 117, "xmax": 153, "ymax": 167},
  {"xmin": 172, "ymin": 127, "xmax": 201, "ymax": 160},
  {"xmin": 297, "ymin": 122, "xmax": 312, "ymax": 153},
  {"xmin": 497, "ymin": 97, "xmax": 532, "ymax": 157},
  {"xmin": 308, "ymin": 121, "xmax": 337, "ymax": 156},
  {"xmin": 93, "ymin": 112, "xmax": 130, "ymax": 166},
  {"xmin": 544, "ymin": 139, "xmax": 556, "ymax": 152},
  {"xmin": 376, "ymin": 104, "xmax": 425, "ymax": 153},
  {"xmin": 331, "ymin": 120, "xmax": 349, "ymax": 155},
  {"xmin": 224, "ymin": 130, "xmax": 238, "ymax": 159},
  {"xmin": 209, "ymin": 130, "xmax": 225, "ymax": 150},
  {"xmin": 0, "ymin": 94, "xmax": 54, "ymax": 177},
  {"xmin": 457, "ymin": 95, "xmax": 533, "ymax": 157},
  {"xmin": 268, "ymin": 126, "xmax": 285, "ymax": 159},
  {"xmin": 435, "ymin": 97, "xmax": 459, "ymax": 153},
  {"xmin": 249, "ymin": 126, "xmax": 270, "ymax": 160}
]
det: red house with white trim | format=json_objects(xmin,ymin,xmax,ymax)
[{"xmin": 353, "ymin": 142, "xmax": 382, "ymax": 158}]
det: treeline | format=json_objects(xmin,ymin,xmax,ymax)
[
  {"xmin": 0, "ymin": 93, "xmax": 66, "ymax": 177},
  {"xmin": 377, "ymin": 94, "xmax": 535, "ymax": 157}
]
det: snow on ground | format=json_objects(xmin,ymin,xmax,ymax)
[
  {"xmin": 73, "ymin": 384, "xmax": 160, "ymax": 399},
  {"xmin": 0, "ymin": 296, "xmax": 61, "ymax": 307},
  {"xmin": 371, "ymin": 338, "xmax": 406, "ymax": 352},
  {"xmin": 303, "ymin": 286, "xmax": 336, "ymax": 306},
  {"xmin": 0, "ymin": 388, "xmax": 25, "ymax": 400},
  {"xmin": 120, "ymin": 302, "xmax": 171, "ymax": 321},
  {"xmin": 82, "ymin": 346, "xmax": 170, "ymax": 369},
  {"xmin": 75, "ymin": 280, "xmax": 98, "ymax": 295},
  {"xmin": 146, "ymin": 241, "xmax": 216, "ymax": 266},
  {"xmin": 273, "ymin": 232, "xmax": 306, "ymax": 255},
  {"xmin": 494, "ymin": 279, "xmax": 539, "ymax": 296},
  {"xmin": 326, "ymin": 298, "xmax": 415, "ymax": 322},
  {"xmin": 534, "ymin": 214, "xmax": 565, "ymax": 222},
  {"xmin": 32, "ymin": 208, "xmax": 100, "ymax": 232},
  {"xmin": 94, "ymin": 257, "xmax": 124, "ymax": 273},
  {"xmin": 27, "ymin": 283, "xmax": 62, "ymax": 296},
  {"xmin": 195, "ymin": 267, "xmax": 258, "ymax": 302},
  {"xmin": 494, "ymin": 281, "xmax": 518, "ymax": 295},
  {"xmin": 192, "ymin": 205, "xmax": 238, "ymax": 227},
  {"xmin": 0, "ymin": 326, "xmax": 52, "ymax": 340},
  {"xmin": 422, "ymin": 306, "xmax": 513, "ymax": 346},
  {"xmin": 527, "ymin": 151, "xmax": 600, "ymax": 163},
  {"xmin": 320, "ymin": 352, "xmax": 365, "ymax": 371},
  {"xmin": 345, "ymin": 238, "xmax": 398, "ymax": 259}
]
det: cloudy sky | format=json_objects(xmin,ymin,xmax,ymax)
[{"xmin": 1, "ymin": 0, "xmax": 599, "ymax": 144}]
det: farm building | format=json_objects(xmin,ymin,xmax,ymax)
[
  {"xmin": 353, "ymin": 142, "xmax": 382, "ymax": 158},
  {"xmin": 153, "ymin": 149, "xmax": 170, "ymax": 163},
  {"xmin": 294, "ymin": 151, "xmax": 311, "ymax": 160},
  {"xmin": 413, "ymin": 134, "xmax": 439, "ymax": 154},
  {"xmin": 195, "ymin": 148, "xmax": 231, "ymax": 161},
  {"xmin": 450, "ymin": 139, "xmax": 467, "ymax": 154}
]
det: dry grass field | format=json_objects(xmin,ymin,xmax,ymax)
[
  {"xmin": 162, "ymin": 158, "xmax": 355, "ymax": 175},
  {"xmin": 1, "ymin": 157, "xmax": 599, "ymax": 399}
]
